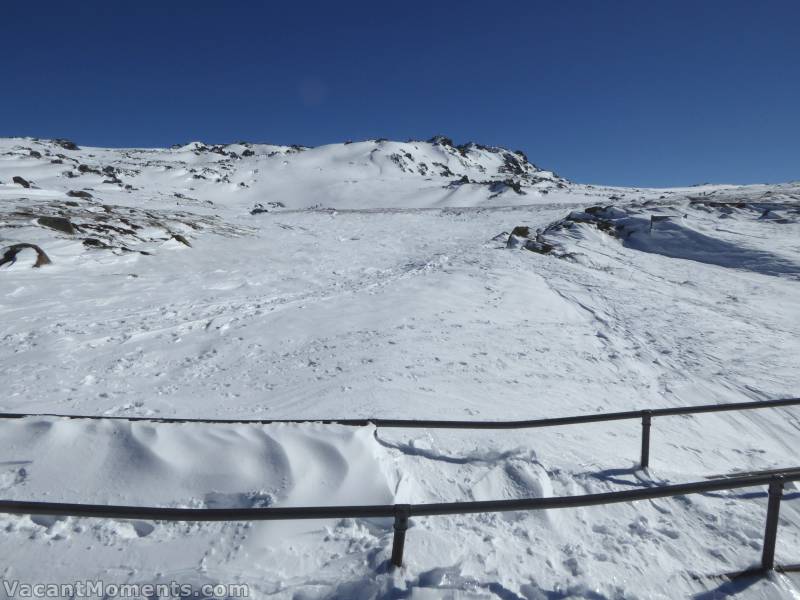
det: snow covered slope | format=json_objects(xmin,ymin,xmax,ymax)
[
  {"xmin": 0, "ymin": 136, "xmax": 567, "ymax": 214},
  {"xmin": 1, "ymin": 137, "xmax": 799, "ymax": 598}
]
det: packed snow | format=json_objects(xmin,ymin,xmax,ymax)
[{"xmin": 1, "ymin": 136, "xmax": 799, "ymax": 598}]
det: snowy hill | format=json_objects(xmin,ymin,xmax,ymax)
[
  {"xmin": 1, "ymin": 136, "xmax": 800, "ymax": 598},
  {"xmin": 0, "ymin": 136, "xmax": 567, "ymax": 213}
]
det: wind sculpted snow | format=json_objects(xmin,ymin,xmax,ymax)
[{"xmin": 1, "ymin": 137, "xmax": 800, "ymax": 598}]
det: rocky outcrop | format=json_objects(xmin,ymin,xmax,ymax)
[
  {"xmin": 53, "ymin": 139, "xmax": 79, "ymax": 151},
  {"xmin": 37, "ymin": 216, "xmax": 77, "ymax": 235},
  {"xmin": 504, "ymin": 206, "xmax": 630, "ymax": 256}
]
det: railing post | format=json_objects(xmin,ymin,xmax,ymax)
[
  {"xmin": 390, "ymin": 504, "xmax": 411, "ymax": 569},
  {"xmin": 761, "ymin": 476, "xmax": 785, "ymax": 571},
  {"xmin": 640, "ymin": 411, "xmax": 652, "ymax": 469}
]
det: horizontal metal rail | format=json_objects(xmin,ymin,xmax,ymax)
[
  {"xmin": 0, "ymin": 470, "xmax": 796, "ymax": 521},
  {"xmin": 0, "ymin": 470, "xmax": 798, "ymax": 571},
  {"xmin": 2, "ymin": 397, "xmax": 797, "ymax": 471},
  {"xmin": 0, "ymin": 397, "xmax": 797, "ymax": 428},
  {"xmin": 0, "ymin": 400, "xmax": 798, "ymax": 575}
]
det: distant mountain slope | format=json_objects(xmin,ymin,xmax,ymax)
[{"xmin": 0, "ymin": 136, "xmax": 568, "ymax": 212}]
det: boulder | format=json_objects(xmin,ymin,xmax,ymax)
[
  {"xmin": 53, "ymin": 139, "xmax": 79, "ymax": 151},
  {"xmin": 510, "ymin": 226, "xmax": 530, "ymax": 238},
  {"xmin": 77, "ymin": 164, "xmax": 101, "ymax": 175},
  {"xmin": 83, "ymin": 238, "xmax": 112, "ymax": 249},
  {"xmin": 172, "ymin": 234, "xmax": 192, "ymax": 247},
  {"xmin": 37, "ymin": 216, "xmax": 77, "ymax": 235}
]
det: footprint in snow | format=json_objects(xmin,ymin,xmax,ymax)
[{"xmin": 0, "ymin": 465, "xmax": 29, "ymax": 491}]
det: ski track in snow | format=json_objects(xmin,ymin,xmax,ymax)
[{"xmin": 1, "ymin": 138, "xmax": 799, "ymax": 598}]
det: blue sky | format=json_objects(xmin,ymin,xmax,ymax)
[{"xmin": 2, "ymin": 1, "xmax": 798, "ymax": 186}]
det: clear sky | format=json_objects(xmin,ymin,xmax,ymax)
[{"xmin": 2, "ymin": 1, "xmax": 798, "ymax": 187}]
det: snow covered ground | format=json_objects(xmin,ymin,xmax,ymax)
[{"xmin": 1, "ymin": 137, "xmax": 799, "ymax": 598}]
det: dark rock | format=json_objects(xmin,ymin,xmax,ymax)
[
  {"xmin": 241, "ymin": 149, "xmax": 255, "ymax": 157},
  {"xmin": 428, "ymin": 135, "xmax": 454, "ymax": 147},
  {"xmin": 172, "ymin": 234, "xmax": 192, "ymax": 247},
  {"xmin": 79, "ymin": 222, "xmax": 136, "ymax": 236},
  {"xmin": 83, "ymin": 238, "xmax": 112, "ymax": 249},
  {"xmin": 0, "ymin": 243, "xmax": 52, "ymax": 268},
  {"xmin": 37, "ymin": 216, "xmax": 77, "ymax": 235},
  {"xmin": 499, "ymin": 153, "xmax": 527, "ymax": 177},
  {"xmin": 53, "ymin": 139, "xmax": 79, "ymax": 151},
  {"xmin": 522, "ymin": 239, "xmax": 555, "ymax": 254},
  {"xmin": 251, "ymin": 200, "xmax": 286, "ymax": 214},
  {"xmin": 67, "ymin": 190, "xmax": 93, "ymax": 199},
  {"xmin": 505, "ymin": 226, "xmax": 554, "ymax": 254},
  {"xmin": 12, "ymin": 176, "xmax": 31, "ymax": 188},
  {"xmin": 432, "ymin": 162, "xmax": 454, "ymax": 177},
  {"xmin": 78, "ymin": 164, "xmax": 101, "ymax": 175},
  {"xmin": 489, "ymin": 179, "xmax": 525, "ymax": 195},
  {"xmin": 510, "ymin": 226, "xmax": 530, "ymax": 238},
  {"xmin": 118, "ymin": 217, "xmax": 141, "ymax": 230},
  {"xmin": 389, "ymin": 153, "xmax": 413, "ymax": 172},
  {"xmin": 447, "ymin": 175, "xmax": 473, "ymax": 189},
  {"xmin": 584, "ymin": 206, "xmax": 608, "ymax": 215},
  {"xmin": 29, "ymin": 150, "xmax": 42, "ymax": 159}
]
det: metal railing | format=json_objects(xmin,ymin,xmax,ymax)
[
  {"xmin": 0, "ymin": 471, "xmax": 797, "ymax": 572},
  {"xmin": 0, "ymin": 397, "xmax": 798, "ymax": 574},
  {"xmin": 2, "ymin": 396, "xmax": 798, "ymax": 469}
]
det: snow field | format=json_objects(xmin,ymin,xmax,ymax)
[{"xmin": 1, "ymin": 138, "xmax": 800, "ymax": 597}]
